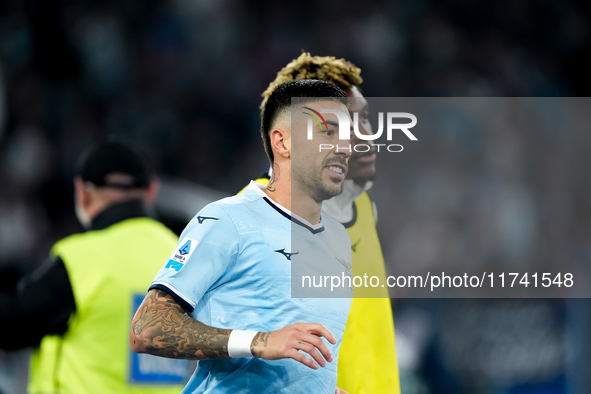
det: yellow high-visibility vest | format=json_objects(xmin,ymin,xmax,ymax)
[{"xmin": 29, "ymin": 217, "xmax": 191, "ymax": 394}]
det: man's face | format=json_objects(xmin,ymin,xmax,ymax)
[
  {"xmin": 343, "ymin": 86, "xmax": 376, "ymax": 183},
  {"xmin": 291, "ymin": 99, "xmax": 352, "ymax": 202}
]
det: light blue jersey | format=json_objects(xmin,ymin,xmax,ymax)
[{"xmin": 150, "ymin": 181, "xmax": 352, "ymax": 393}]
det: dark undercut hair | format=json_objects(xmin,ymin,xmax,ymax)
[{"xmin": 260, "ymin": 79, "xmax": 347, "ymax": 166}]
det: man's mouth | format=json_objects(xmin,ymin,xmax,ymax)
[{"xmin": 324, "ymin": 163, "xmax": 347, "ymax": 179}]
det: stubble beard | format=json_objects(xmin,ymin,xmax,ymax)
[{"xmin": 293, "ymin": 160, "xmax": 344, "ymax": 203}]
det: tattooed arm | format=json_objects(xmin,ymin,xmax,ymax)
[
  {"xmin": 130, "ymin": 289, "xmax": 231, "ymax": 359},
  {"xmin": 130, "ymin": 289, "xmax": 337, "ymax": 369}
]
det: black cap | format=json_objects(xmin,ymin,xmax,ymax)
[{"xmin": 76, "ymin": 139, "xmax": 152, "ymax": 189}]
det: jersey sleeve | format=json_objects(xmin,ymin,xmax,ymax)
[{"xmin": 149, "ymin": 203, "xmax": 239, "ymax": 312}]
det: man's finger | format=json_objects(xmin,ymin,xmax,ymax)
[
  {"xmin": 287, "ymin": 349, "xmax": 319, "ymax": 370},
  {"xmin": 302, "ymin": 323, "xmax": 336, "ymax": 344},
  {"xmin": 301, "ymin": 332, "xmax": 333, "ymax": 362},
  {"xmin": 296, "ymin": 341, "xmax": 327, "ymax": 368}
]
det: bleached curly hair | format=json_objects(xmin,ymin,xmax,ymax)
[{"xmin": 260, "ymin": 52, "xmax": 363, "ymax": 109}]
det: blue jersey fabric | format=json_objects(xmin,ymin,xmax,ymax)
[{"xmin": 150, "ymin": 181, "xmax": 352, "ymax": 393}]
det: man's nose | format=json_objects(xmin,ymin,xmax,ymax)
[{"xmin": 334, "ymin": 137, "xmax": 352, "ymax": 158}]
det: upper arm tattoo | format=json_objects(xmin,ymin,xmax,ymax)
[{"xmin": 132, "ymin": 289, "xmax": 231, "ymax": 360}]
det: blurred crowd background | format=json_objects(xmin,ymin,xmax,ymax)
[
  {"xmin": 370, "ymin": 97, "xmax": 591, "ymax": 298},
  {"xmin": 1, "ymin": 0, "xmax": 590, "ymax": 393},
  {"xmin": 367, "ymin": 97, "xmax": 591, "ymax": 393}
]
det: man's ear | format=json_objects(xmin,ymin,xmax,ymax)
[
  {"xmin": 145, "ymin": 179, "xmax": 159, "ymax": 204},
  {"xmin": 74, "ymin": 176, "xmax": 91, "ymax": 208},
  {"xmin": 270, "ymin": 128, "xmax": 290, "ymax": 160}
]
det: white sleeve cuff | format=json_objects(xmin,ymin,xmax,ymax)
[{"xmin": 227, "ymin": 330, "xmax": 258, "ymax": 358}]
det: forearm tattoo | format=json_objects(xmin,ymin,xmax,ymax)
[
  {"xmin": 250, "ymin": 331, "xmax": 270, "ymax": 357},
  {"xmin": 132, "ymin": 289, "xmax": 231, "ymax": 359}
]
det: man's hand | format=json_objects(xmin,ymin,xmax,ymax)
[
  {"xmin": 335, "ymin": 387, "xmax": 349, "ymax": 394},
  {"xmin": 250, "ymin": 323, "xmax": 336, "ymax": 370}
]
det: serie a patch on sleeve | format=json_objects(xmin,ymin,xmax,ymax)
[{"xmin": 165, "ymin": 237, "xmax": 198, "ymax": 272}]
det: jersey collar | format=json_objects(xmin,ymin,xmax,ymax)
[{"xmin": 247, "ymin": 181, "xmax": 325, "ymax": 234}]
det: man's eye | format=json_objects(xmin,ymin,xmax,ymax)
[{"xmin": 323, "ymin": 128, "xmax": 335, "ymax": 136}]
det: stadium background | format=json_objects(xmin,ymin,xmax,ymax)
[{"xmin": 1, "ymin": 0, "xmax": 591, "ymax": 393}]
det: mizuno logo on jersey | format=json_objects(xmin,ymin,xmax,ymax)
[
  {"xmin": 351, "ymin": 239, "xmax": 361, "ymax": 252},
  {"xmin": 274, "ymin": 249, "xmax": 299, "ymax": 260},
  {"xmin": 197, "ymin": 216, "xmax": 219, "ymax": 224},
  {"xmin": 336, "ymin": 258, "xmax": 352, "ymax": 276}
]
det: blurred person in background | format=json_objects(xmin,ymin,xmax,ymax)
[
  {"xmin": 0, "ymin": 139, "xmax": 191, "ymax": 393},
  {"xmin": 246, "ymin": 52, "xmax": 400, "ymax": 393}
]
